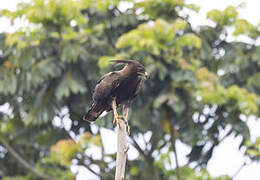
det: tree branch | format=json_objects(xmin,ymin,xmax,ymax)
[
  {"xmin": 131, "ymin": 137, "xmax": 146, "ymax": 157},
  {"xmin": 169, "ymin": 124, "xmax": 181, "ymax": 180},
  {"xmin": 76, "ymin": 156, "xmax": 114, "ymax": 179},
  {"xmin": 232, "ymin": 162, "xmax": 246, "ymax": 179},
  {"xmin": 76, "ymin": 157, "xmax": 101, "ymax": 178},
  {"xmin": 232, "ymin": 160, "xmax": 253, "ymax": 179},
  {"xmin": 0, "ymin": 137, "xmax": 55, "ymax": 180},
  {"xmin": 131, "ymin": 136, "xmax": 159, "ymax": 180}
]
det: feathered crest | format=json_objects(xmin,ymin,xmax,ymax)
[{"xmin": 110, "ymin": 60, "xmax": 133, "ymax": 64}]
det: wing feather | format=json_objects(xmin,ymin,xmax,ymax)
[{"xmin": 93, "ymin": 72, "xmax": 121, "ymax": 102}]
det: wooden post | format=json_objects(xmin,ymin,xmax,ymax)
[
  {"xmin": 112, "ymin": 99, "xmax": 129, "ymax": 180},
  {"xmin": 115, "ymin": 118, "xmax": 128, "ymax": 180}
]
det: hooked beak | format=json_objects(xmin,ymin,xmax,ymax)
[
  {"xmin": 140, "ymin": 71, "xmax": 148, "ymax": 79},
  {"xmin": 144, "ymin": 71, "xmax": 148, "ymax": 78}
]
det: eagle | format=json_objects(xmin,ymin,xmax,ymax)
[{"xmin": 83, "ymin": 60, "xmax": 147, "ymax": 124}]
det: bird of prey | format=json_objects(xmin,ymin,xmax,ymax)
[{"xmin": 83, "ymin": 60, "xmax": 147, "ymax": 126}]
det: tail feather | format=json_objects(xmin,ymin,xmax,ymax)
[{"xmin": 83, "ymin": 103, "xmax": 104, "ymax": 122}]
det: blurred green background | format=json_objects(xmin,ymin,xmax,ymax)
[{"xmin": 0, "ymin": 0, "xmax": 260, "ymax": 179}]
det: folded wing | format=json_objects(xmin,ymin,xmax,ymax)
[{"xmin": 84, "ymin": 72, "xmax": 121, "ymax": 121}]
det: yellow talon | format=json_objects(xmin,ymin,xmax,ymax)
[
  {"xmin": 113, "ymin": 115, "xmax": 125, "ymax": 126},
  {"xmin": 122, "ymin": 118, "xmax": 130, "ymax": 134},
  {"xmin": 112, "ymin": 98, "xmax": 130, "ymax": 134},
  {"xmin": 113, "ymin": 114, "xmax": 118, "ymax": 125}
]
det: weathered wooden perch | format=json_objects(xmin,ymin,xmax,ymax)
[{"xmin": 112, "ymin": 99, "xmax": 129, "ymax": 180}]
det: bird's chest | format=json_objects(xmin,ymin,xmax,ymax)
[{"xmin": 113, "ymin": 76, "xmax": 141, "ymax": 102}]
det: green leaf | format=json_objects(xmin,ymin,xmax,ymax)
[
  {"xmin": 247, "ymin": 149, "xmax": 260, "ymax": 156},
  {"xmin": 233, "ymin": 19, "xmax": 253, "ymax": 36},
  {"xmin": 116, "ymin": 19, "xmax": 176, "ymax": 54},
  {"xmin": 207, "ymin": 6, "xmax": 238, "ymax": 26},
  {"xmin": 55, "ymin": 70, "xmax": 86, "ymax": 100},
  {"xmin": 0, "ymin": 70, "xmax": 17, "ymax": 95},
  {"xmin": 176, "ymin": 33, "xmax": 202, "ymax": 49},
  {"xmin": 185, "ymin": 3, "xmax": 200, "ymax": 12}
]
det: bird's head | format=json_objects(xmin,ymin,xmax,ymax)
[
  {"xmin": 135, "ymin": 62, "xmax": 147, "ymax": 77},
  {"xmin": 110, "ymin": 60, "xmax": 148, "ymax": 78}
]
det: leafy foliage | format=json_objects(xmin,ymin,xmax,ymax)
[{"xmin": 0, "ymin": 0, "xmax": 260, "ymax": 179}]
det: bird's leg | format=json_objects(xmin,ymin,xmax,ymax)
[
  {"xmin": 122, "ymin": 103, "xmax": 130, "ymax": 134},
  {"xmin": 112, "ymin": 98, "xmax": 119, "ymax": 126},
  {"xmin": 112, "ymin": 98, "xmax": 124, "ymax": 126}
]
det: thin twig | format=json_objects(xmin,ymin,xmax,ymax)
[
  {"xmin": 131, "ymin": 136, "xmax": 159, "ymax": 180},
  {"xmin": 76, "ymin": 156, "xmax": 114, "ymax": 178},
  {"xmin": 232, "ymin": 161, "xmax": 253, "ymax": 179},
  {"xmin": 218, "ymin": 128, "xmax": 232, "ymax": 143},
  {"xmin": 131, "ymin": 137, "xmax": 146, "ymax": 157},
  {"xmin": 232, "ymin": 162, "xmax": 246, "ymax": 179},
  {"xmin": 76, "ymin": 157, "xmax": 101, "ymax": 178},
  {"xmin": 0, "ymin": 137, "xmax": 55, "ymax": 180}
]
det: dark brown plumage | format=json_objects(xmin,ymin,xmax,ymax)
[{"xmin": 83, "ymin": 60, "xmax": 147, "ymax": 122}]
